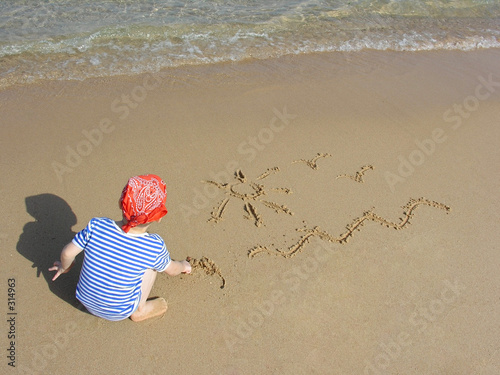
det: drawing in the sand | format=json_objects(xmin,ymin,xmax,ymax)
[
  {"xmin": 186, "ymin": 256, "xmax": 226, "ymax": 289},
  {"xmin": 292, "ymin": 152, "xmax": 332, "ymax": 170},
  {"xmin": 248, "ymin": 197, "xmax": 450, "ymax": 258},
  {"xmin": 201, "ymin": 155, "xmax": 450, "ymax": 262},
  {"xmin": 336, "ymin": 165, "xmax": 374, "ymax": 183},
  {"xmin": 202, "ymin": 168, "xmax": 293, "ymax": 227}
]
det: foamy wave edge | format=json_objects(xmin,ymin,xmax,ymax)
[{"xmin": 1, "ymin": 34, "xmax": 500, "ymax": 90}]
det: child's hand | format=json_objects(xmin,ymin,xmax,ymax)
[
  {"xmin": 49, "ymin": 261, "xmax": 74, "ymax": 281},
  {"xmin": 181, "ymin": 260, "xmax": 192, "ymax": 274}
]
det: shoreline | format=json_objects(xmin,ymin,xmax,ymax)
[{"xmin": 1, "ymin": 47, "xmax": 499, "ymax": 94}]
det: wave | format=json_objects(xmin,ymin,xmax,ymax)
[{"xmin": 0, "ymin": 7, "xmax": 499, "ymax": 89}]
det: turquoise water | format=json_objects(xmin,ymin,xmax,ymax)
[{"xmin": 1, "ymin": 0, "xmax": 499, "ymax": 88}]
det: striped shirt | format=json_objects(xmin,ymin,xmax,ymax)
[{"xmin": 72, "ymin": 217, "xmax": 171, "ymax": 321}]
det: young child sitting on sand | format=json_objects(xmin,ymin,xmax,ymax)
[{"xmin": 49, "ymin": 174, "xmax": 191, "ymax": 322}]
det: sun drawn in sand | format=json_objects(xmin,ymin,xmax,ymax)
[{"xmin": 202, "ymin": 167, "xmax": 294, "ymax": 227}]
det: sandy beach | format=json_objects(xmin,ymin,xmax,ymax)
[{"xmin": 1, "ymin": 49, "xmax": 500, "ymax": 374}]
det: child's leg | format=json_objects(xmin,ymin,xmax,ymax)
[{"xmin": 130, "ymin": 269, "xmax": 168, "ymax": 322}]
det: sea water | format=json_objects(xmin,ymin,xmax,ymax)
[{"xmin": 0, "ymin": 0, "xmax": 499, "ymax": 89}]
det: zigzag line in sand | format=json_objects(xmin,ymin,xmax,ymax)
[
  {"xmin": 187, "ymin": 256, "xmax": 226, "ymax": 289},
  {"xmin": 336, "ymin": 165, "xmax": 374, "ymax": 183},
  {"xmin": 292, "ymin": 153, "xmax": 332, "ymax": 170},
  {"xmin": 248, "ymin": 197, "xmax": 450, "ymax": 258}
]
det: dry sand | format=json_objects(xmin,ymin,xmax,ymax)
[{"xmin": 1, "ymin": 49, "xmax": 500, "ymax": 375}]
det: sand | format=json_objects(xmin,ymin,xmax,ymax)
[{"xmin": 1, "ymin": 49, "xmax": 500, "ymax": 375}]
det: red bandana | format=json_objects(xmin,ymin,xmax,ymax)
[{"xmin": 119, "ymin": 174, "xmax": 168, "ymax": 233}]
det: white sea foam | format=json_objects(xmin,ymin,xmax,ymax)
[{"xmin": 0, "ymin": 0, "xmax": 499, "ymax": 89}]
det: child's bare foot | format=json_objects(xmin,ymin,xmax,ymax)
[{"xmin": 130, "ymin": 298, "xmax": 168, "ymax": 322}]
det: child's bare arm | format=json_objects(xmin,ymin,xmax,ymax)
[
  {"xmin": 49, "ymin": 242, "xmax": 83, "ymax": 281},
  {"xmin": 164, "ymin": 260, "xmax": 191, "ymax": 276}
]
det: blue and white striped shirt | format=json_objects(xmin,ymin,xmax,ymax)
[{"xmin": 73, "ymin": 217, "xmax": 171, "ymax": 321}]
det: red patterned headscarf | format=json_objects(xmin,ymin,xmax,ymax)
[{"xmin": 119, "ymin": 174, "xmax": 168, "ymax": 233}]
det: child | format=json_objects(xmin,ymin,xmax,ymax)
[{"xmin": 49, "ymin": 174, "xmax": 191, "ymax": 322}]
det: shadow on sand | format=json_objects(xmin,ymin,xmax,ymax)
[{"xmin": 17, "ymin": 193, "xmax": 84, "ymax": 309}]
